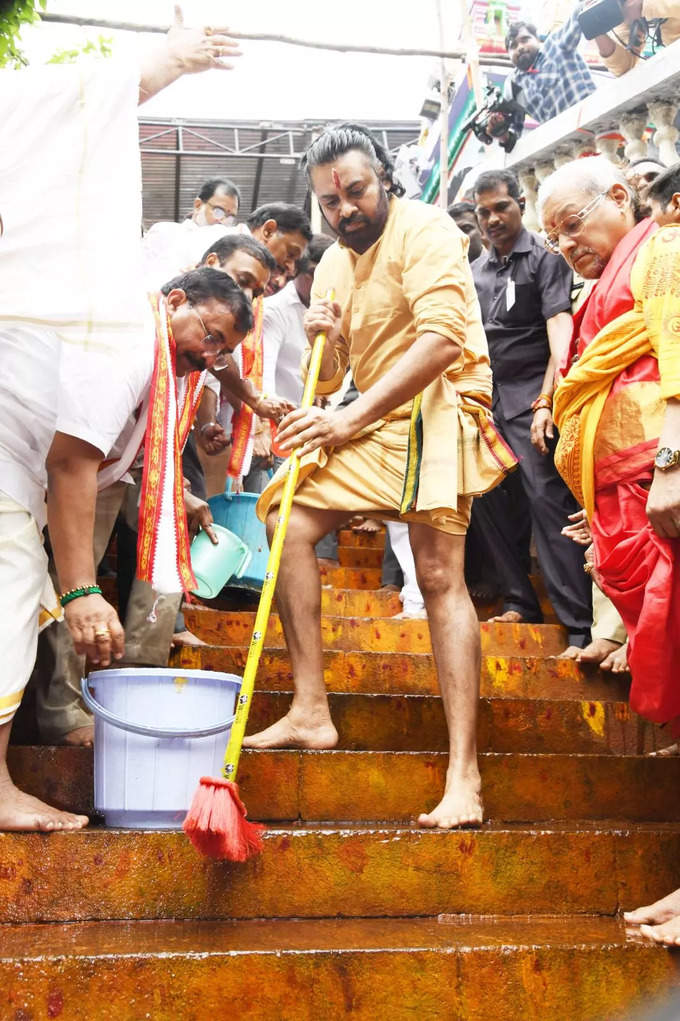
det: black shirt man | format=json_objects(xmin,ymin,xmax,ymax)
[{"xmin": 470, "ymin": 169, "xmax": 592, "ymax": 647}]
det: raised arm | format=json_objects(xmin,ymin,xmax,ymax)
[{"xmin": 139, "ymin": 5, "xmax": 241, "ymax": 105}]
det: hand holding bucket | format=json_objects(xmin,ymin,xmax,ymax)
[{"xmin": 183, "ymin": 289, "xmax": 335, "ymax": 860}]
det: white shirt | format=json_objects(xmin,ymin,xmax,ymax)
[
  {"xmin": 0, "ymin": 321, "xmax": 154, "ymax": 529},
  {"xmin": 142, "ymin": 220, "xmax": 232, "ymax": 291},
  {"xmin": 261, "ymin": 281, "xmax": 306, "ymax": 404},
  {"xmin": 0, "ymin": 62, "xmax": 152, "ymax": 527}
]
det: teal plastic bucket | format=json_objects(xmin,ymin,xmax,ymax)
[
  {"xmin": 190, "ymin": 523, "xmax": 251, "ymax": 598},
  {"xmin": 208, "ymin": 489, "xmax": 269, "ymax": 591},
  {"xmin": 82, "ymin": 668, "xmax": 241, "ymax": 829}
]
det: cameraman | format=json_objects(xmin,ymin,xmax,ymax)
[
  {"xmin": 503, "ymin": 15, "xmax": 596, "ymax": 124},
  {"xmin": 593, "ymin": 1, "xmax": 680, "ymax": 75}
]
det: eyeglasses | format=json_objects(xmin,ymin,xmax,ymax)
[
  {"xmin": 543, "ymin": 192, "xmax": 608, "ymax": 254},
  {"xmin": 190, "ymin": 305, "xmax": 231, "ymax": 370},
  {"xmin": 206, "ymin": 202, "xmax": 236, "ymax": 225}
]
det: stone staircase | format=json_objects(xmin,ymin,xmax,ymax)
[{"xmin": 4, "ymin": 528, "xmax": 680, "ymax": 1019}]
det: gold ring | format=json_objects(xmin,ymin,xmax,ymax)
[
  {"xmin": 583, "ymin": 562, "xmax": 593, "ymax": 575},
  {"xmin": 94, "ymin": 627, "xmax": 110, "ymax": 639}
]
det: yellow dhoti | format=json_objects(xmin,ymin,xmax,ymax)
[
  {"xmin": 257, "ymin": 197, "xmax": 517, "ymax": 533},
  {"xmin": 258, "ymin": 415, "xmax": 471, "ymax": 534},
  {"xmin": 0, "ymin": 494, "xmax": 62, "ymax": 726}
]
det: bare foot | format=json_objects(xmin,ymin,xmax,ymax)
[
  {"xmin": 417, "ymin": 771, "xmax": 484, "ymax": 829},
  {"xmin": 558, "ymin": 645, "xmax": 582, "ymax": 660},
  {"xmin": 624, "ymin": 888, "xmax": 680, "ymax": 926},
  {"xmin": 171, "ymin": 629, "xmax": 206, "ymax": 648},
  {"xmin": 351, "ymin": 517, "xmax": 382, "ymax": 534},
  {"xmin": 380, "ymin": 584, "xmax": 401, "ymax": 593},
  {"xmin": 600, "ymin": 641, "xmax": 629, "ymax": 673},
  {"xmin": 243, "ymin": 710, "xmax": 339, "ymax": 750},
  {"xmin": 576, "ymin": 638, "xmax": 621, "ymax": 666},
  {"xmin": 62, "ymin": 725, "xmax": 94, "ymax": 747},
  {"xmin": 317, "ymin": 558, "xmax": 339, "ymax": 570},
  {"xmin": 640, "ymin": 917, "xmax": 680, "ymax": 946},
  {"xmin": 648, "ymin": 742, "xmax": 680, "ymax": 757},
  {"xmin": 392, "ymin": 608, "xmax": 428, "ymax": 620},
  {"xmin": 487, "ymin": 610, "xmax": 526, "ymax": 624},
  {"xmin": 0, "ymin": 780, "xmax": 88, "ymax": 831}
]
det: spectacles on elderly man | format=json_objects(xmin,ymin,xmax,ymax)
[
  {"xmin": 190, "ymin": 305, "xmax": 231, "ymax": 370},
  {"xmin": 543, "ymin": 191, "xmax": 608, "ymax": 254},
  {"xmin": 206, "ymin": 201, "xmax": 236, "ymax": 225}
]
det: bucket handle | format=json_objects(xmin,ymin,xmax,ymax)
[{"xmin": 81, "ymin": 677, "xmax": 237, "ymax": 739}]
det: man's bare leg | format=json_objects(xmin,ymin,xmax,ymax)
[
  {"xmin": 408, "ymin": 523, "xmax": 483, "ymax": 829},
  {"xmin": 0, "ymin": 719, "xmax": 88, "ymax": 830},
  {"xmin": 243, "ymin": 503, "xmax": 349, "ymax": 750}
]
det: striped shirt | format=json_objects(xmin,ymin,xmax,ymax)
[{"xmin": 506, "ymin": 13, "xmax": 596, "ymax": 124}]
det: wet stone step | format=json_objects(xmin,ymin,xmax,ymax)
[
  {"xmin": 177, "ymin": 613, "xmax": 568, "ymax": 657},
  {"xmin": 337, "ymin": 528, "xmax": 386, "ymax": 549},
  {"xmin": 188, "ymin": 588, "xmax": 402, "ymax": 616},
  {"xmin": 244, "ymin": 691, "xmax": 657, "ymax": 755},
  {"xmin": 1, "ymin": 823, "xmax": 680, "ymax": 924},
  {"xmin": 337, "ymin": 546, "xmax": 384, "ymax": 568},
  {"xmin": 1, "ymin": 916, "xmax": 678, "ymax": 1020},
  {"xmin": 7, "ymin": 749, "xmax": 680, "ymax": 825},
  {"xmin": 170, "ymin": 646, "xmax": 632, "ymax": 702},
  {"xmin": 319, "ymin": 566, "xmax": 383, "ymax": 590}
]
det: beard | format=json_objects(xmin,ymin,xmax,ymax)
[{"xmin": 332, "ymin": 189, "xmax": 391, "ymax": 254}]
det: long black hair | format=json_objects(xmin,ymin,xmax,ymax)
[{"xmin": 302, "ymin": 123, "xmax": 405, "ymax": 197}]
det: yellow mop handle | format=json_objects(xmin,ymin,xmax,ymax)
[{"xmin": 221, "ymin": 292, "xmax": 333, "ymax": 781}]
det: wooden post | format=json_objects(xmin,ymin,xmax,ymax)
[{"xmin": 437, "ymin": 0, "xmax": 450, "ymax": 209}]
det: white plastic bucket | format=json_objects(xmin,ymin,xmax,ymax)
[{"xmin": 82, "ymin": 668, "xmax": 241, "ymax": 829}]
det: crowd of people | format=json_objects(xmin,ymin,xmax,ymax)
[{"xmin": 1, "ymin": 5, "xmax": 680, "ymax": 947}]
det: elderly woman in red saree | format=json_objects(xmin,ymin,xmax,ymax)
[{"xmin": 538, "ymin": 156, "xmax": 680, "ymax": 946}]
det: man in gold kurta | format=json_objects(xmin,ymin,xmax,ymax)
[{"xmin": 247, "ymin": 125, "xmax": 514, "ymax": 828}]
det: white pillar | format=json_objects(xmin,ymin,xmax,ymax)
[
  {"xmin": 518, "ymin": 168, "xmax": 539, "ymax": 231},
  {"xmin": 619, "ymin": 110, "xmax": 649, "ymax": 164},
  {"xmin": 648, "ymin": 101, "xmax": 680, "ymax": 167},
  {"xmin": 595, "ymin": 134, "xmax": 622, "ymax": 165},
  {"xmin": 534, "ymin": 160, "xmax": 556, "ymax": 187}
]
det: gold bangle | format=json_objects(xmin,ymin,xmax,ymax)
[{"xmin": 531, "ymin": 393, "xmax": 553, "ymax": 412}]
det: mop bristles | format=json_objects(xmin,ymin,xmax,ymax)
[{"xmin": 183, "ymin": 776, "xmax": 265, "ymax": 861}]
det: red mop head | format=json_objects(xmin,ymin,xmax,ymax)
[{"xmin": 183, "ymin": 776, "xmax": 265, "ymax": 861}]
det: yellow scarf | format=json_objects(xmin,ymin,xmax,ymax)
[{"xmin": 553, "ymin": 310, "xmax": 650, "ymax": 518}]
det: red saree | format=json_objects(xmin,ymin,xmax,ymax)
[{"xmin": 555, "ymin": 220, "xmax": 680, "ymax": 724}]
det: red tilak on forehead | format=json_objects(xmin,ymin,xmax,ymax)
[{"xmin": 331, "ymin": 168, "xmax": 341, "ymax": 189}]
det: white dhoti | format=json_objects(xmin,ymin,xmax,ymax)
[{"xmin": 0, "ymin": 495, "xmax": 60, "ymax": 726}]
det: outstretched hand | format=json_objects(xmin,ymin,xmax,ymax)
[
  {"xmin": 256, "ymin": 394, "xmax": 296, "ymax": 423},
  {"xmin": 64, "ymin": 594, "xmax": 125, "ymax": 667},
  {"xmin": 166, "ymin": 5, "xmax": 242, "ymax": 73},
  {"xmin": 561, "ymin": 508, "xmax": 591, "ymax": 546}
]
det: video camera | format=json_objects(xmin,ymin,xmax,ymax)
[
  {"xmin": 577, "ymin": 0, "xmax": 625, "ymax": 39},
  {"xmin": 463, "ymin": 85, "xmax": 526, "ymax": 154}
]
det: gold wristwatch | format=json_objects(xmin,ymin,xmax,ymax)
[{"xmin": 654, "ymin": 447, "xmax": 680, "ymax": 471}]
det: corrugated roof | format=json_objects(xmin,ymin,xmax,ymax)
[{"xmin": 139, "ymin": 117, "xmax": 420, "ymax": 228}]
